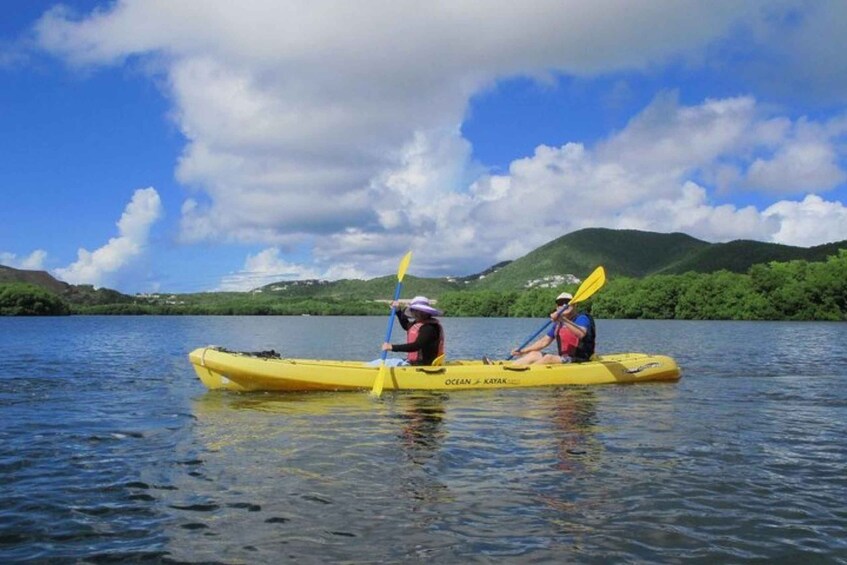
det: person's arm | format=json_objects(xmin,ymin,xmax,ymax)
[
  {"xmin": 388, "ymin": 324, "xmax": 436, "ymax": 353},
  {"xmin": 561, "ymin": 314, "xmax": 588, "ymax": 339},
  {"xmin": 511, "ymin": 334, "xmax": 554, "ymax": 357},
  {"xmin": 393, "ymin": 303, "xmax": 412, "ymax": 331}
]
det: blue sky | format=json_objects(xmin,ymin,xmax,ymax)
[{"xmin": 2, "ymin": 1, "xmax": 847, "ymax": 293}]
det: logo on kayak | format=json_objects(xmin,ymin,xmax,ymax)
[
  {"xmin": 445, "ymin": 377, "xmax": 514, "ymax": 386},
  {"xmin": 625, "ymin": 362, "xmax": 661, "ymax": 374}
]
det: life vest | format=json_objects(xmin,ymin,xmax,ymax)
[
  {"xmin": 407, "ymin": 318, "xmax": 445, "ymax": 365},
  {"xmin": 572, "ymin": 313, "xmax": 596, "ymax": 362},
  {"xmin": 555, "ymin": 323, "xmax": 580, "ymax": 357}
]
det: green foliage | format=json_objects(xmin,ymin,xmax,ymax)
[
  {"xmin": 440, "ymin": 287, "xmax": 588, "ymax": 317},
  {"xmin": 657, "ymin": 240, "xmax": 828, "ymax": 275},
  {"xmin": 590, "ymin": 252, "xmax": 847, "ymax": 321},
  {"xmin": 439, "ymin": 290, "xmax": 519, "ymax": 317},
  {"xmin": 0, "ymin": 283, "xmax": 70, "ymax": 316},
  {"xmin": 509, "ymin": 289, "xmax": 562, "ymax": 317},
  {"xmin": 595, "ymin": 275, "xmax": 683, "ymax": 319},
  {"xmin": 674, "ymin": 271, "xmax": 770, "ymax": 320},
  {"xmin": 593, "ymin": 271, "xmax": 775, "ymax": 320},
  {"xmin": 749, "ymin": 252, "xmax": 847, "ymax": 321},
  {"xmin": 62, "ymin": 284, "xmax": 134, "ymax": 306},
  {"xmin": 73, "ymin": 297, "xmax": 386, "ymax": 316}
]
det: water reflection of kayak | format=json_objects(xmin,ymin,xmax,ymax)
[{"xmin": 189, "ymin": 346, "xmax": 681, "ymax": 392}]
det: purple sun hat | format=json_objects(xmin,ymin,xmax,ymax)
[{"xmin": 405, "ymin": 296, "xmax": 443, "ymax": 317}]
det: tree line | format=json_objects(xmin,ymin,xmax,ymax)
[
  {"xmin": 0, "ymin": 283, "xmax": 70, "ymax": 316},
  {"xmin": 2, "ymin": 251, "xmax": 846, "ymax": 320},
  {"xmin": 71, "ymin": 298, "xmax": 386, "ymax": 316}
]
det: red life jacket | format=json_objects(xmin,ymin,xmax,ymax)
[
  {"xmin": 555, "ymin": 323, "xmax": 580, "ymax": 357},
  {"xmin": 407, "ymin": 318, "xmax": 445, "ymax": 365}
]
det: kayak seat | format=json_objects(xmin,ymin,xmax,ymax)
[{"xmin": 431, "ymin": 354, "xmax": 445, "ymax": 366}]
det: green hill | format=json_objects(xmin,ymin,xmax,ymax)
[
  {"xmin": 0, "ymin": 265, "xmax": 134, "ymax": 306},
  {"xmin": 470, "ymin": 228, "xmax": 709, "ymax": 290},
  {"xmin": 467, "ymin": 228, "xmax": 847, "ymax": 289},
  {"xmin": 0, "ymin": 265, "xmax": 70, "ymax": 294},
  {"xmin": 656, "ymin": 238, "xmax": 847, "ymax": 275}
]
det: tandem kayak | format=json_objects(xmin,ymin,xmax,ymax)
[{"xmin": 189, "ymin": 346, "xmax": 681, "ymax": 392}]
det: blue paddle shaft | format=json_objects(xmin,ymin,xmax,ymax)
[
  {"xmin": 380, "ymin": 282, "xmax": 405, "ymax": 361},
  {"xmin": 506, "ymin": 304, "xmax": 568, "ymax": 360},
  {"xmin": 507, "ymin": 320, "xmax": 553, "ymax": 360}
]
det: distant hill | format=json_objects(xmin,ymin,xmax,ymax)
[
  {"xmin": 467, "ymin": 228, "xmax": 847, "ymax": 290},
  {"xmin": 448, "ymin": 261, "xmax": 512, "ymax": 285},
  {"xmin": 255, "ymin": 274, "xmax": 461, "ymax": 300},
  {"xmin": 470, "ymin": 228, "xmax": 710, "ymax": 290},
  {"xmin": 0, "ymin": 265, "xmax": 133, "ymax": 305},
  {"xmin": 0, "ymin": 265, "xmax": 70, "ymax": 294},
  {"xmin": 657, "ymin": 238, "xmax": 847, "ymax": 275}
]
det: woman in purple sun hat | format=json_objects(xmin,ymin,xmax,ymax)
[{"xmin": 381, "ymin": 296, "xmax": 445, "ymax": 366}]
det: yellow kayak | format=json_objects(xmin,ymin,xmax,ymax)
[{"xmin": 189, "ymin": 346, "xmax": 681, "ymax": 392}]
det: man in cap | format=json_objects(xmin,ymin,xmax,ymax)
[
  {"xmin": 510, "ymin": 291, "xmax": 595, "ymax": 365},
  {"xmin": 382, "ymin": 296, "xmax": 446, "ymax": 366}
]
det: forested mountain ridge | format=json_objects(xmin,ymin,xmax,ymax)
[
  {"xmin": 470, "ymin": 228, "xmax": 709, "ymax": 290},
  {"xmin": 655, "ymin": 238, "xmax": 847, "ymax": 275},
  {"xmin": 469, "ymin": 228, "xmax": 847, "ymax": 289},
  {"xmin": 0, "ymin": 265, "xmax": 133, "ymax": 306},
  {"xmin": 0, "ymin": 265, "xmax": 69, "ymax": 294}
]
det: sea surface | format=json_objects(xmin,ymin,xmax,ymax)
[{"xmin": 1, "ymin": 316, "xmax": 846, "ymax": 563}]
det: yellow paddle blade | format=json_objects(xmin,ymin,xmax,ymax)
[
  {"xmin": 372, "ymin": 364, "xmax": 387, "ymax": 397},
  {"xmin": 571, "ymin": 266, "xmax": 606, "ymax": 304},
  {"xmin": 397, "ymin": 251, "xmax": 413, "ymax": 282}
]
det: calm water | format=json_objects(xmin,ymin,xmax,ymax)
[{"xmin": 1, "ymin": 316, "xmax": 846, "ymax": 563}]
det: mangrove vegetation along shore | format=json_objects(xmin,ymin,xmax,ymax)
[
  {"xmin": 0, "ymin": 282, "xmax": 70, "ymax": 316},
  {"xmin": 2, "ymin": 251, "xmax": 846, "ymax": 320}
]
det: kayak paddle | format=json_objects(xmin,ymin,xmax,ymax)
[
  {"xmin": 506, "ymin": 265, "xmax": 606, "ymax": 360},
  {"xmin": 371, "ymin": 251, "xmax": 413, "ymax": 397}
]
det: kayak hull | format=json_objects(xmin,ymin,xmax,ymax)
[{"xmin": 189, "ymin": 347, "xmax": 682, "ymax": 392}]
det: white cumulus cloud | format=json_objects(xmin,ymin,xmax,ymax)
[
  {"xmin": 34, "ymin": 2, "xmax": 847, "ymax": 280},
  {"xmin": 54, "ymin": 188, "xmax": 163, "ymax": 287},
  {"xmin": 764, "ymin": 195, "xmax": 847, "ymax": 247},
  {"xmin": 219, "ymin": 247, "xmax": 367, "ymax": 291},
  {"xmin": 744, "ymin": 119, "xmax": 846, "ymax": 193},
  {"xmin": 0, "ymin": 250, "xmax": 48, "ymax": 270},
  {"xmin": 33, "ymin": 1, "xmax": 763, "ymax": 249}
]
